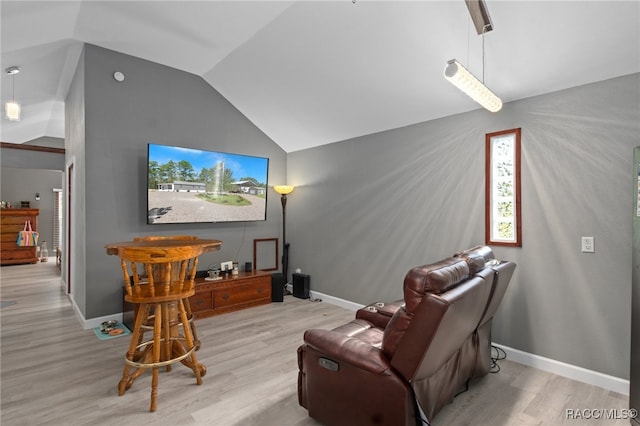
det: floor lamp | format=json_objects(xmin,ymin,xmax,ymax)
[{"xmin": 274, "ymin": 185, "xmax": 294, "ymax": 291}]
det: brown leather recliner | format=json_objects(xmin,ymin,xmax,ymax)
[{"xmin": 297, "ymin": 246, "xmax": 516, "ymax": 425}]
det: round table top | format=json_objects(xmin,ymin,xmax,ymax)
[{"xmin": 105, "ymin": 238, "xmax": 222, "ymax": 257}]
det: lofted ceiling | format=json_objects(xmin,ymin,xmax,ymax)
[{"xmin": 1, "ymin": 1, "xmax": 638, "ymax": 153}]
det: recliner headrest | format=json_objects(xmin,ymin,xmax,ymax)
[
  {"xmin": 403, "ymin": 258, "xmax": 469, "ymax": 311},
  {"xmin": 454, "ymin": 245, "xmax": 495, "ymax": 274},
  {"xmin": 459, "ymin": 252, "xmax": 485, "ymax": 275}
]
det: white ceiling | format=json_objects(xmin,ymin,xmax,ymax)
[{"xmin": 1, "ymin": 1, "xmax": 639, "ymax": 153}]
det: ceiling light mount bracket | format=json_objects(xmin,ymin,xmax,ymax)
[
  {"xmin": 465, "ymin": 0, "xmax": 493, "ymax": 35},
  {"xmin": 6, "ymin": 66, "xmax": 20, "ymax": 76}
]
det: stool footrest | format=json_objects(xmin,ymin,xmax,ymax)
[{"xmin": 125, "ymin": 338, "xmax": 197, "ymax": 369}]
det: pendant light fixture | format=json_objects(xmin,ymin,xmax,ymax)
[
  {"xmin": 5, "ymin": 66, "xmax": 21, "ymax": 121},
  {"xmin": 444, "ymin": 0, "xmax": 502, "ymax": 112},
  {"xmin": 444, "ymin": 59, "xmax": 502, "ymax": 112}
]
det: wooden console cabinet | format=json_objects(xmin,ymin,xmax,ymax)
[
  {"xmin": 0, "ymin": 208, "xmax": 39, "ymax": 265},
  {"xmin": 123, "ymin": 270, "xmax": 273, "ymax": 330},
  {"xmin": 189, "ymin": 270, "xmax": 272, "ymax": 319}
]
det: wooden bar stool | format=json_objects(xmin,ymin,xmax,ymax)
[
  {"xmin": 114, "ymin": 243, "xmax": 207, "ymax": 412},
  {"xmin": 133, "ymin": 236, "xmax": 202, "ymax": 350}
]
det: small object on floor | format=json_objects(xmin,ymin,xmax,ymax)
[
  {"xmin": 101, "ymin": 320, "xmax": 119, "ymax": 334},
  {"xmin": 92, "ymin": 322, "xmax": 131, "ymax": 340}
]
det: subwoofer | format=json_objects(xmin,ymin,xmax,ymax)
[
  {"xmin": 293, "ymin": 273, "xmax": 310, "ymax": 299},
  {"xmin": 271, "ymin": 273, "xmax": 284, "ymax": 302}
]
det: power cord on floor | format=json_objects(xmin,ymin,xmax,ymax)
[
  {"xmin": 284, "ymin": 284, "xmax": 322, "ymax": 302},
  {"xmin": 490, "ymin": 345, "xmax": 507, "ymax": 373}
]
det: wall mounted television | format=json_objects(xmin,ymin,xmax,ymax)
[{"xmin": 147, "ymin": 143, "xmax": 269, "ymax": 224}]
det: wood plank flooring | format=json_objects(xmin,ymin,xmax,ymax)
[{"xmin": 0, "ymin": 261, "xmax": 630, "ymax": 425}]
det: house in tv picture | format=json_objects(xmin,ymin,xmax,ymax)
[
  {"xmin": 157, "ymin": 181, "xmax": 206, "ymax": 193},
  {"xmin": 232, "ymin": 180, "xmax": 266, "ymax": 196}
]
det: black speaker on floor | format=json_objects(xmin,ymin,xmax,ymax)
[
  {"xmin": 293, "ymin": 273, "xmax": 310, "ymax": 299},
  {"xmin": 271, "ymin": 273, "xmax": 284, "ymax": 302}
]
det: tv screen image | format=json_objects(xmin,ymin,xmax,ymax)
[{"xmin": 147, "ymin": 143, "xmax": 269, "ymax": 224}]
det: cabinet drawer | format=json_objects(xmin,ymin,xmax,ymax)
[
  {"xmin": 1, "ymin": 234, "xmax": 21, "ymax": 243},
  {"xmin": 1, "ymin": 247, "xmax": 35, "ymax": 259},
  {"xmin": 189, "ymin": 291, "xmax": 213, "ymax": 314},
  {"xmin": 214, "ymin": 280, "xmax": 269, "ymax": 307},
  {"xmin": 1, "ymin": 215, "xmax": 33, "ymax": 226},
  {"xmin": 186, "ymin": 271, "xmax": 272, "ymax": 319},
  {"xmin": 1, "ymin": 247, "xmax": 37, "ymax": 265}
]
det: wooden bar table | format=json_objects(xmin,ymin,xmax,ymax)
[{"xmin": 105, "ymin": 237, "xmax": 222, "ymax": 412}]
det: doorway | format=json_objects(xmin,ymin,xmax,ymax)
[{"xmin": 66, "ymin": 162, "xmax": 73, "ymax": 295}]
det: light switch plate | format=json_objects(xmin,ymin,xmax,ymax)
[{"xmin": 581, "ymin": 236, "xmax": 595, "ymax": 253}]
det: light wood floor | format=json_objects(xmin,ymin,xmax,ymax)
[{"xmin": 0, "ymin": 261, "xmax": 629, "ymax": 425}]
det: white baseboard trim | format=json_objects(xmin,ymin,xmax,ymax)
[
  {"xmin": 309, "ymin": 290, "xmax": 364, "ymax": 311},
  {"xmin": 285, "ymin": 285, "xmax": 364, "ymax": 311},
  {"xmin": 68, "ymin": 293, "xmax": 123, "ymax": 330},
  {"xmin": 494, "ymin": 343, "xmax": 629, "ymax": 396}
]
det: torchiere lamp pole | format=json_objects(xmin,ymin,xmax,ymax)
[{"xmin": 274, "ymin": 185, "xmax": 294, "ymax": 291}]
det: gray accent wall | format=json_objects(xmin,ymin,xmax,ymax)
[
  {"xmin": 1, "ymin": 140, "xmax": 65, "ymax": 170},
  {"xmin": 66, "ymin": 44, "xmax": 287, "ymax": 321},
  {"xmin": 288, "ymin": 73, "xmax": 640, "ymax": 380}
]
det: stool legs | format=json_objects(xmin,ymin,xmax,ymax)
[
  {"xmin": 177, "ymin": 299, "xmax": 205, "ymax": 381},
  {"xmin": 150, "ymin": 303, "xmax": 162, "ymax": 412},
  {"xmin": 162, "ymin": 304, "xmax": 172, "ymax": 373},
  {"xmin": 118, "ymin": 300, "xmax": 203, "ymax": 412},
  {"xmin": 183, "ymin": 298, "xmax": 200, "ymax": 351},
  {"xmin": 118, "ymin": 302, "xmax": 148, "ymax": 396}
]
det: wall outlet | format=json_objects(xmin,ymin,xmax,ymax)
[{"xmin": 581, "ymin": 236, "xmax": 595, "ymax": 253}]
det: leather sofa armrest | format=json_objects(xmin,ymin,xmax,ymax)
[
  {"xmin": 303, "ymin": 329, "xmax": 391, "ymax": 374},
  {"xmin": 356, "ymin": 300, "xmax": 404, "ymax": 329}
]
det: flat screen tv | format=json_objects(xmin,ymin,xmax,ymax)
[{"xmin": 147, "ymin": 143, "xmax": 269, "ymax": 224}]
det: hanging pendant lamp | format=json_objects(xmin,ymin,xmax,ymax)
[
  {"xmin": 5, "ymin": 66, "xmax": 21, "ymax": 121},
  {"xmin": 444, "ymin": 0, "xmax": 503, "ymax": 113},
  {"xmin": 444, "ymin": 59, "xmax": 502, "ymax": 112}
]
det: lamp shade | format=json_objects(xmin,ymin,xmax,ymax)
[
  {"xmin": 274, "ymin": 185, "xmax": 294, "ymax": 195},
  {"xmin": 444, "ymin": 59, "xmax": 502, "ymax": 112},
  {"xmin": 5, "ymin": 101, "xmax": 21, "ymax": 121}
]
